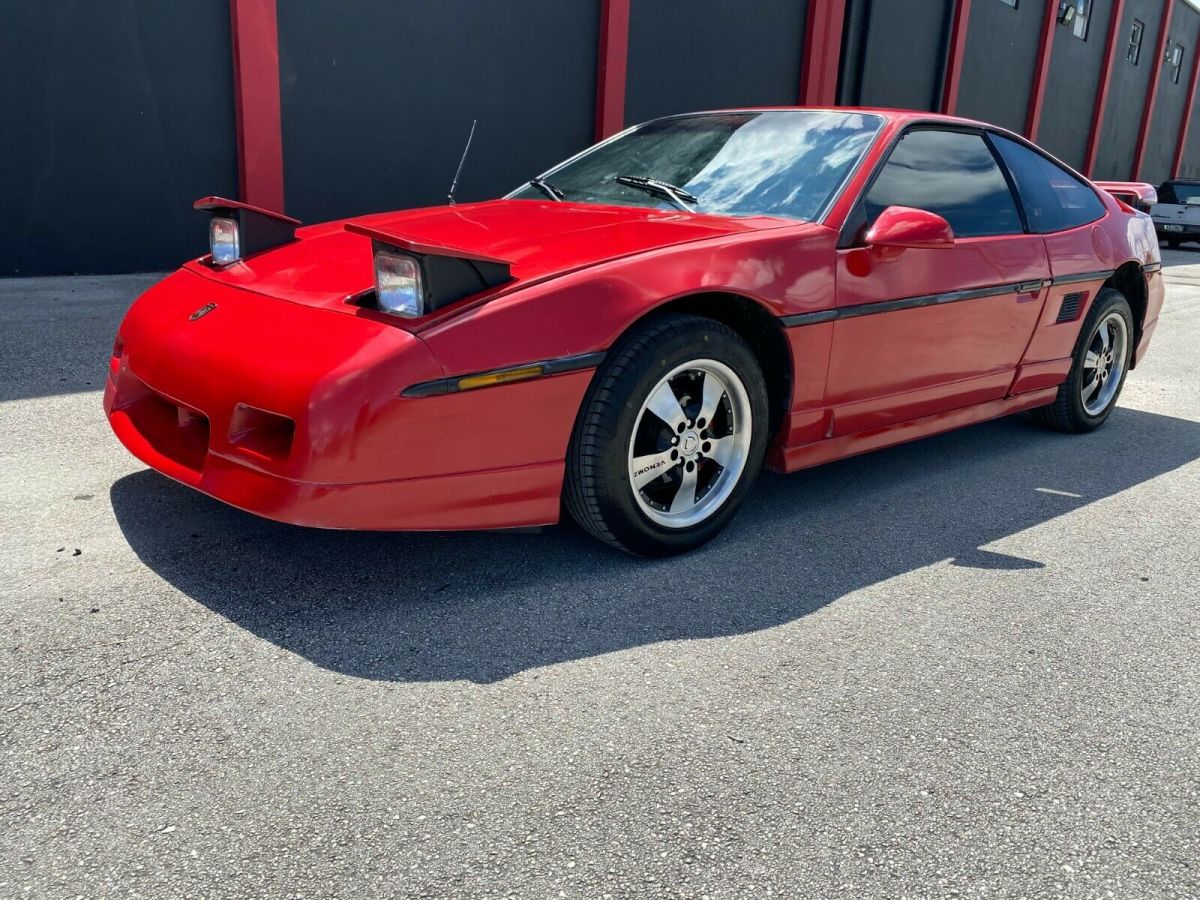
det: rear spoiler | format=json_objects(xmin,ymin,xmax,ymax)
[
  {"xmin": 1095, "ymin": 181, "xmax": 1158, "ymax": 210},
  {"xmin": 344, "ymin": 222, "xmax": 513, "ymax": 312},
  {"xmin": 194, "ymin": 196, "xmax": 300, "ymax": 258}
]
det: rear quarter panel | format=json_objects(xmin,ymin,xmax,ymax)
[{"xmin": 1020, "ymin": 202, "xmax": 1160, "ymax": 369}]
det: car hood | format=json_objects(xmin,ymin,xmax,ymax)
[{"xmin": 184, "ymin": 200, "xmax": 796, "ymax": 312}]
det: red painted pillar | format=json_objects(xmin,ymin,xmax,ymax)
[
  {"xmin": 941, "ymin": 0, "xmax": 974, "ymax": 115},
  {"xmin": 229, "ymin": 0, "xmax": 285, "ymax": 212},
  {"xmin": 1131, "ymin": 0, "xmax": 1176, "ymax": 180},
  {"xmin": 800, "ymin": 0, "xmax": 848, "ymax": 106},
  {"xmin": 1025, "ymin": 0, "xmax": 1060, "ymax": 140},
  {"xmin": 1171, "ymin": 35, "xmax": 1200, "ymax": 177},
  {"xmin": 1083, "ymin": 0, "xmax": 1127, "ymax": 177},
  {"xmin": 595, "ymin": 0, "xmax": 631, "ymax": 140}
]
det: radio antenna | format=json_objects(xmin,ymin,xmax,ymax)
[{"xmin": 447, "ymin": 119, "xmax": 477, "ymax": 206}]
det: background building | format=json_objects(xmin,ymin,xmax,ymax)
[{"xmin": 4, "ymin": 0, "xmax": 1200, "ymax": 276}]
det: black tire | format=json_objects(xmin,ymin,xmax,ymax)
[
  {"xmin": 564, "ymin": 314, "xmax": 769, "ymax": 556},
  {"xmin": 1032, "ymin": 287, "xmax": 1133, "ymax": 433}
]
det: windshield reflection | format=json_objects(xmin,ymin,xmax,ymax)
[{"xmin": 511, "ymin": 111, "xmax": 884, "ymax": 222}]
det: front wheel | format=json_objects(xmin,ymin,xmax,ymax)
[
  {"xmin": 564, "ymin": 314, "xmax": 769, "ymax": 556},
  {"xmin": 1032, "ymin": 287, "xmax": 1133, "ymax": 433}
]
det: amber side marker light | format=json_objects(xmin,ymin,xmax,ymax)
[
  {"xmin": 402, "ymin": 352, "xmax": 608, "ymax": 398},
  {"xmin": 456, "ymin": 365, "xmax": 545, "ymax": 392}
]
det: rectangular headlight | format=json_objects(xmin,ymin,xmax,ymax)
[
  {"xmin": 375, "ymin": 250, "xmax": 424, "ymax": 318},
  {"xmin": 209, "ymin": 216, "xmax": 240, "ymax": 265}
]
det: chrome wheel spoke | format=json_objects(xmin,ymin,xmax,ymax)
[
  {"xmin": 630, "ymin": 449, "xmax": 676, "ymax": 489},
  {"xmin": 1084, "ymin": 350, "xmax": 1100, "ymax": 369},
  {"xmin": 708, "ymin": 435, "xmax": 736, "ymax": 468},
  {"xmin": 697, "ymin": 372, "xmax": 725, "ymax": 427},
  {"xmin": 670, "ymin": 465, "xmax": 699, "ymax": 513},
  {"xmin": 1098, "ymin": 323, "xmax": 1111, "ymax": 353},
  {"xmin": 645, "ymin": 380, "xmax": 687, "ymax": 433},
  {"xmin": 1082, "ymin": 373, "xmax": 1101, "ymax": 402}
]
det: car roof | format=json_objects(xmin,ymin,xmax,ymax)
[{"xmin": 655, "ymin": 106, "xmax": 997, "ymax": 130}]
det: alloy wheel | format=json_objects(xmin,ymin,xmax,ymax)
[
  {"xmin": 626, "ymin": 359, "xmax": 752, "ymax": 529},
  {"xmin": 1080, "ymin": 311, "xmax": 1129, "ymax": 417}
]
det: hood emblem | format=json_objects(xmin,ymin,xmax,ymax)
[{"xmin": 189, "ymin": 303, "xmax": 217, "ymax": 321}]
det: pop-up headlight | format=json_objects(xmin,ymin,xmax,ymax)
[
  {"xmin": 374, "ymin": 249, "xmax": 424, "ymax": 318},
  {"xmin": 194, "ymin": 196, "xmax": 300, "ymax": 266},
  {"xmin": 209, "ymin": 216, "xmax": 241, "ymax": 265},
  {"xmin": 345, "ymin": 223, "xmax": 514, "ymax": 320}
]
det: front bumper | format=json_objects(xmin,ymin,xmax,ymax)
[
  {"xmin": 105, "ymin": 270, "xmax": 595, "ymax": 530},
  {"xmin": 105, "ymin": 369, "xmax": 576, "ymax": 530}
]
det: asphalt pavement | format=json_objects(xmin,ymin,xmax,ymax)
[{"xmin": 2, "ymin": 251, "xmax": 1198, "ymax": 898}]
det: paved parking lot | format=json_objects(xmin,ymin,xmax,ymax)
[{"xmin": 2, "ymin": 251, "xmax": 1199, "ymax": 898}]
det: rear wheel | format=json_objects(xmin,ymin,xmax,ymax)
[
  {"xmin": 1032, "ymin": 288, "xmax": 1133, "ymax": 433},
  {"xmin": 565, "ymin": 314, "xmax": 768, "ymax": 556}
]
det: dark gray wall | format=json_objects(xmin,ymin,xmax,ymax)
[
  {"xmin": 840, "ymin": 0, "xmax": 952, "ymax": 111},
  {"xmin": 624, "ymin": 0, "xmax": 808, "ymax": 124},
  {"xmin": 277, "ymin": 0, "xmax": 599, "ymax": 224},
  {"xmin": 0, "ymin": 0, "xmax": 238, "ymax": 276},
  {"xmin": 1180, "ymin": 81, "xmax": 1200, "ymax": 178},
  {"xmin": 1094, "ymin": 0, "xmax": 1163, "ymax": 179},
  {"xmin": 8, "ymin": 0, "xmax": 1200, "ymax": 277},
  {"xmin": 1141, "ymin": 2, "xmax": 1200, "ymax": 183},
  {"xmin": 1038, "ymin": 0, "xmax": 1115, "ymax": 169},
  {"xmin": 957, "ymin": 0, "xmax": 1044, "ymax": 132}
]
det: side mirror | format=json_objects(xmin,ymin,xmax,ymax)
[{"xmin": 865, "ymin": 206, "xmax": 955, "ymax": 254}]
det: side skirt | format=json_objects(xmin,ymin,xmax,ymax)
[{"xmin": 767, "ymin": 388, "xmax": 1059, "ymax": 474}]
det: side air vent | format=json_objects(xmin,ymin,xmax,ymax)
[{"xmin": 1057, "ymin": 291, "xmax": 1086, "ymax": 323}]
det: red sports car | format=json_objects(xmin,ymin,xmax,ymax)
[{"xmin": 106, "ymin": 108, "xmax": 1164, "ymax": 556}]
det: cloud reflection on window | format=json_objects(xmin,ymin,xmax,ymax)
[{"xmin": 512, "ymin": 111, "xmax": 884, "ymax": 222}]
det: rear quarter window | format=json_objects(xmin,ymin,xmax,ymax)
[{"xmin": 991, "ymin": 135, "xmax": 1106, "ymax": 233}]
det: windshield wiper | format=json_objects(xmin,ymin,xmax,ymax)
[
  {"xmin": 615, "ymin": 175, "xmax": 699, "ymax": 211},
  {"xmin": 528, "ymin": 177, "xmax": 565, "ymax": 201}
]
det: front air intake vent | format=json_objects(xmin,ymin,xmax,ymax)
[
  {"xmin": 1057, "ymin": 291, "xmax": 1086, "ymax": 323},
  {"xmin": 228, "ymin": 404, "xmax": 295, "ymax": 459}
]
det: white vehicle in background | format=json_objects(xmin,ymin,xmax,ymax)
[{"xmin": 1152, "ymin": 180, "xmax": 1200, "ymax": 249}]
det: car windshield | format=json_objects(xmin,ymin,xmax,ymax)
[{"xmin": 510, "ymin": 110, "xmax": 884, "ymax": 222}]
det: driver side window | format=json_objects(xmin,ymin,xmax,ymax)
[{"xmin": 861, "ymin": 129, "xmax": 1023, "ymax": 239}]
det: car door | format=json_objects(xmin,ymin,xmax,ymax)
[{"xmin": 825, "ymin": 127, "xmax": 1050, "ymax": 436}]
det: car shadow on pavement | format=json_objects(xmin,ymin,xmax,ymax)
[{"xmin": 110, "ymin": 407, "xmax": 1200, "ymax": 683}]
